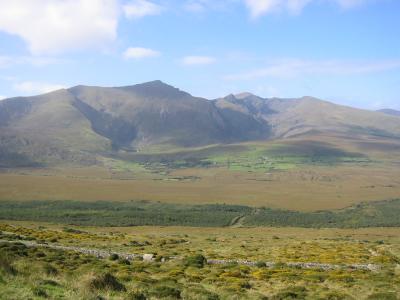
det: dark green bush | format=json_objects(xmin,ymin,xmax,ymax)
[
  {"xmin": 256, "ymin": 261, "xmax": 267, "ymax": 268},
  {"xmin": 109, "ymin": 253, "xmax": 119, "ymax": 261},
  {"xmin": 118, "ymin": 259, "xmax": 131, "ymax": 265},
  {"xmin": 32, "ymin": 286, "xmax": 48, "ymax": 298},
  {"xmin": 184, "ymin": 254, "xmax": 206, "ymax": 268},
  {"xmin": 88, "ymin": 273, "xmax": 126, "ymax": 292},
  {"xmin": 127, "ymin": 290, "xmax": 147, "ymax": 300},
  {"xmin": 36, "ymin": 252, "xmax": 46, "ymax": 258},
  {"xmin": 148, "ymin": 285, "xmax": 181, "ymax": 299},
  {"xmin": 272, "ymin": 286, "xmax": 307, "ymax": 300}
]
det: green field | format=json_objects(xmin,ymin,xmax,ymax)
[{"xmin": 1, "ymin": 135, "xmax": 400, "ymax": 212}]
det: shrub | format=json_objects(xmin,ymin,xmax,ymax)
[
  {"xmin": 88, "ymin": 273, "xmax": 126, "ymax": 292},
  {"xmin": 256, "ymin": 261, "xmax": 267, "ymax": 268},
  {"xmin": 367, "ymin": 292, "xmax": 397, "ymax": 300},
  {"xmin": 109, "ymin": 253, "xmax": 119, "ymax": 261},
  {"xmin": 127, "ymin": 290, "xmax": 147, "ymax": 300},
  {"xmin": 148, "ymin": 285, "xmax": 181, "ymax": 299},
  {"xmin": 39, "ymin": 279, "xmax": 60, "ymax": 287},
  {"xmin": 63, "ymin": 227, "xmax": 84, "ymax": 234},
  {"xmin": 36, "ymin": 252, "xmax": 46, "ymax": 258},
  {"xmin": 184, "ymin": 254, "xmax": 206, "ymax": 268},
  {"xmin": 272, "ymin": 286, "xmax": 307, "ymax": 300},
  {"xmin": 43, "ymin": 263, "xmax": 58, "ymax": 276},
  {"xmin": 32, "ymin": 286, "xmax": 48, "ymax": 298},
  {"xmin": 182, "ymin": 286, "xmax": 219, "ymax": 300},
  {"xmin": 0, "ymin": 254, "xmax": 16, "ymax": 275},
  {"xmin": 118, "ymin": 259, "xmax": 131, "ymax": 265},
  {"xmin": 322, "ymin": 291, "xmax": 354, "ymax": 300}
]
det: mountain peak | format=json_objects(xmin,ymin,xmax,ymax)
[
  {"xmin": 118, "ymin": 80, "xmax": 191, "ymax": 99},
  {"xmin": 235, "ymin": 92, "xmax": 256, "ymax": 99},
  {"xmin": 121, "ymin": 80, "xmax": 174, "ymax": 89}
]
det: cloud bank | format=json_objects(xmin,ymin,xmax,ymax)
[
  {"xmin": 123, "ymin": 0, "xmax": 163, "ymax": 19},
  {"xmin": 123, "ymin": 47, "xmax": 161, "ymax": 59},
  {"xmin": 225, "ymin": 59, "xmax": 400, "ymax": 80},
  {"xmin": 244, "ymin": 0, "xmax": 368, "ymax": 18},
  {"xmin": 13, "ymin": 81, "xmax": 66, "ymax": 95},
  {"xmin": 0, "ymin": 0, "xmax": 120, "ymax": 55},
  {"xmin": 0, "ymin": 0, "xmax": 163, "ymax": 55}
]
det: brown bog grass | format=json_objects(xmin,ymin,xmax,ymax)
[{"xmin": 0, "ymin": 162, "xmax": 399, "ymax": 211}]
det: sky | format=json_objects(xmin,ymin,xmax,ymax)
[{"xmin": 0, "ymin": 0, "xmax": 399, "ymax": 110}]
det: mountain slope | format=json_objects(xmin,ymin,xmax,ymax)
[
  {"xmin": 378, "ymin": 109, "xmax": 400, "ymax": 117},
  {"xmin": 68, "ymin": 81, "xmax": 269, "ymax": 149},
  {"xmin": 1, "ymin": 81, "xmax": 400, "ymax": 167},
  {"xmin": 216, "ymin": 93, "xmax": 400, "ymax": 139}
]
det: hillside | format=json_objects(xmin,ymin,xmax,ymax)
[
  {"xmin": 378, "ymin": 108, "xmax": 400, "ymax": 117},
  {"xmin": 1, "ymin": 81, "xmax": 400, "ymax": 167}
]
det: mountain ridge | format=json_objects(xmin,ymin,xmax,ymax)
[
  {"xmin": 378, "ymin": 108, "xmax": 400, "ymax": 117},
  {"xmin": 1, "ymin": 80, "xmax": 400, "ymax": 167}
]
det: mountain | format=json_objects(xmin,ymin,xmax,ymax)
[
  {"xmin": 217, "ymin": 93, "xmax": 400, "ymax": 139},
  {"xmin": 378, "ymin": 109, "xmax": 400, "ymax": 117},
  {"xmin": 1, "ymin": 80, "xmax": 400, "ymax": 167}
]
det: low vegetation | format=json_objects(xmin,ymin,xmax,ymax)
[
  {"xmin": 1, "ymin": 222, "xmax": 400, "ymax": 299},
  {"xmin": 1, "ymin": 199, "xmax": 400, "ymax": 228}
]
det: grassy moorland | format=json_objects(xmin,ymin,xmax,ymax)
[
  {"xmin": 1, "ymin": 222, "xmax": 400, "ymax": 299},
  {"xmin": 1, "ymin": 135, "xmax": 400, "ymax": 211},
  {"xmin": 1, "ymin": 135, "xmax": 400, "ymax": 298}
]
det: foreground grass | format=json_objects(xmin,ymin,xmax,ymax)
[{"xmin": 1, "ymin": 222, "xmax": 400, "ymax": 299}]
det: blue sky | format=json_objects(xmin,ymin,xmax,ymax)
[{"xmin": 0, "ymin": 0, "xmax": 399, "ymax": 110}]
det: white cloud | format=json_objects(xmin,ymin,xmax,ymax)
[
  {"xmin": 183, "ymin": 0, "xmax": 234, "ymax": 13},
  {"xmin": 13, "ymin": 81, "xmax": 66, "ymax": 95},
  {"xmin": 0, "ymin": 95, "xmax": 7, "ymax": 101},
  {"xmin": 123, "ymin": 47, "xmax": 160, "ymax": 59},
  {"xmin": 182, "ymin": 56, "xmax": 216, "ymax": 66},
  {"xmin": 123, "ymin": 0, "xmax": 163, "ymax": 19},
  {"xmin": 0, "ymin": 0, "xmax": 119, "ymax": 55},
  {"xmin": 244, "ymin": 0, "xmax": 368, "ymax": 18},
  {"xmin": 225, "ymin": 59, "xmax": 400, "ymax": 80}
]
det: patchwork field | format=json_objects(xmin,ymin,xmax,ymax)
[{"xmin": 1, "ymin": 135, "xmax": 399, "ymax": 211}]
